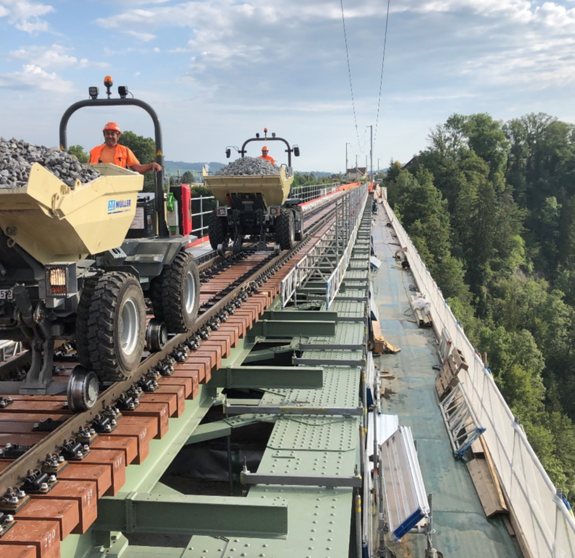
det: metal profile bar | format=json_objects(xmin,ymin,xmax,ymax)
[
  {"xmin": 241, "ymin": 472, "xmax": 362, "ymax": 488},
  {"xmin": 209, "ymin": 366, "xmax": 323, "ymax": 389},
  {"xmin": 96, "ymin": 492, "xmax": 289, "ymax": 538},
  {"xmin": 224, "ymin": 405, "xmax": 363, "ymax": 417},
  {"xmin": 299, "ymin": 343, "xmax": 363, "ymax": 350},
  {"xmin": 293, "ymin": 357, "xmax": 365, "ymax": 367}
]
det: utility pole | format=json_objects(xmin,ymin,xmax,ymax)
[
  {"xmin": 367, "ymin": 125, "xmax": 373, "ymax": 180},
  {"xmin": 377, "ymin": 158, "xmax": 381, "ymax": 175},
  {"xmin": 346, "ymin": 143, "xmax": 351, "ymax": 177}
]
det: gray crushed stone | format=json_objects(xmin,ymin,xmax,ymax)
[
  {"xmin": 0, "ymin": 138, "xmax": 100, "ymax": 189},
  {"xmin": 216, "ymin": 156, "xmax": 292, "ymax": 177}
]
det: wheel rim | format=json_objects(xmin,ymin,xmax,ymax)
[
  {"xmin": 84, "ymin": 372, "xmax": 99, "ymax": 407},
  {"xmin": 68, "ymin": 367, "xmax": 99, "ymax": 411},
  {"xmin": 121, "ymin": 297, "xmax": 140, "ymax": 356},
  {"xmin": 184, "ymin": 270, "xmax": 196, "ymax": 315}
]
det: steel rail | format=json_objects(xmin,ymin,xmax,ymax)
[{"xmin": 0, "ymin": 198, "xmax": 342, "ymax": 498}]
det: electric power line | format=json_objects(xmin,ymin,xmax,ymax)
[
  {"xmin": 340, "ymin": 0, "xmax": 363, "ymax": 153},
  {"xmin": 373, "ymin": 0, "xmax": 391, "ymax": 149}
]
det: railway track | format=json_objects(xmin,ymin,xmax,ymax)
[{"xmin": 0, "ymin": 190, "xmax": 346, "ymax": 556}]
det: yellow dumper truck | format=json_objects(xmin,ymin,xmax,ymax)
[
  {"xmin": 205, "ymin": 130, "xmax": 302, "ymax": 253},
  {"xmin": 0, "ymin": 79, "xmax": 200, "ymax": 410}
]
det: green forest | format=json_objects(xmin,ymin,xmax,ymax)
[{"xmin": 384, "ymin": 113, "xmax": 575, "ymax": 499}]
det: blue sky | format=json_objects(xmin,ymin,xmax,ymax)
[{"xmin": 1, "ymin": 0, "xmax": 574, "ymax": 172}]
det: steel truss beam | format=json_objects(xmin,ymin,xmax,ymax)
[
  {"xmin": 209, "ymin": 365, "xmax": 323, "ymax": 389},
  {"xmin": 224, "ymin": 404, "xmax": 363, "ymax": 416},
  {"xmin": 248, "ymin": 319, "xmax": 335, "ymax": 338},
  {"xmin": 241, "ymin": 471, "xmax": 362, "ymax": 488},
  {"xmin": 262, "ymin": 310, "xmax": 339, "ymax": 322},
  {"xmin": 95, "ymin": 492, "xmax": 288, "ymax": 538}
]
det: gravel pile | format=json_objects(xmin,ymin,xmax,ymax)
[
  {"xmin": 0, "ymin": 138, "xmax": 100, "ymax": 189},
  {"xmin": 216, "ymin": 156, "xmax": 288, "ymax": 176}
]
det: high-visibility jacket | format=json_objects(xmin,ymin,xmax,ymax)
[
  {"xmin": 89, "ymin": 144, "xmax": 139, "ymax": 168},
  {"xmin": 259, "ymin": 155, "xmax": 275, "ymax": 165}
]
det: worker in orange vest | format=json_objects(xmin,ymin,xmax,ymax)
[
  {"xmin": 89, "ymin": 122, "xmax": 162, "ymax": 174},
  {"xmin": 259, "ymin": 146, "xmax": 275, "ymax": 165}
]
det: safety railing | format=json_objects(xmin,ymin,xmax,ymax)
[
  {"xmin": 281, "ymin": 185, "xmax": 368, "ymax": 309},
  {"xmin": 291, "ymin": 183, "xmax": 339, "ymax": 202},
  {"xmin": 280, "ymin": 224, "xmax": 337, "ymax": 308},
  {"xmin": 325, "ymin": 186, "xmax": 368, "ymax": 308},
  {"xmin": 381, "ymin": 198, "xmax": 575, "ymax": 558},
  {"xmin": 190, "ymin": 195, "xmax": 217, "ymax": 239}
]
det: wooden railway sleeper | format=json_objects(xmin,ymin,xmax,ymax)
[{"xmin": 0, "ymin": 205, "xmax": 341, "ymax": 521}]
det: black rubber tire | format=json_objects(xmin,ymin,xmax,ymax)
[
  {"xmin": 150, "ymin": 250, "xmax": 200, "ymax": 333},
  {"xmin": 75, "ymin": 274, "xmax": 100, "ymax": 362},
  {"xmin": 208, "ymin": 210, "xmax": 228, "ymax": 250},
  {"xmin": 276, "ymin": 209, "xmax": 295, "ymax": 250},
  {"xmin": 77, "ymin": 271, "xmax": 146, "ymax": 382}
]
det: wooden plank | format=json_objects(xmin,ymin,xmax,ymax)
[
  {"xmin": 480, "ymin": 436, "xmax": 508, "ymax": 513},
  {"xmin": 470, "ymin": 438, "xmax": 485, "ymax": 457},
  {"xmin": 467, "ymin": 458, "xmax": 507, "ymax": 518}
]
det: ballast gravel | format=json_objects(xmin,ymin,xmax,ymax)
[
  {"xmin": 216, "ymin": 156, "xmax": 292, "ymax": 177},
  {"xmin": 0, "ymin": 138, "xmax": 100, "ymax": 189}
]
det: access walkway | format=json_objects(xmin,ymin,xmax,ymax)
[{"xmin": 371, "ymin": 209, "xmax": 521, "ymax": 557}]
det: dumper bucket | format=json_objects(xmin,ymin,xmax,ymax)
[
  {"xmin": 205, "ymin": 166, "xmax": 294, "ymax": 207},
  {"xmin": 0, "ymin": 163, "xmax": 144, "ymax": 264}
]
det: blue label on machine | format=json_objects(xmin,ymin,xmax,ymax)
[{"xmin": 108, "ymin": 199, "xmax": 132, "ymax": 214}]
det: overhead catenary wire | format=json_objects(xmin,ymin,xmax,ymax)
[
  {"xmin": 340, "ymin": 0, "xmax": 363, "ymax": 153},
  {"xmin": 373, "ymin": 0, "xmax": 392, "ymax": 150}
]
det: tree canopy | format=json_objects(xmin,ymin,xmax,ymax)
[
  {"xmin": 119, "ymin": 130, "xmax": 157, "ymax": 191},
  {"xmin": 385, "ymin": 112, "xmax": 575, "ymax": 499},
  {"xmin": 68, "ymin": 145, "xmax": 89, "ymax": 163}
]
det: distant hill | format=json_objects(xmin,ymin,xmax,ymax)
[{"xmin": 164, "ymin": 161, "xmax": 225, "ymax": 177}]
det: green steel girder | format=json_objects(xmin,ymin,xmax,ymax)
[
  {"xmin": 185, "ymin": 420, "xmax": 231, "ymax": 444},
  {"xmin": 209, "ymin": 365, "xmax": 323, "ymax": 389},
  {"xmin": 95, "ymin": 492, "xmax": 288, "ymax": 538},
  {"xmin": 248, "ymin": 319, "xmax": 335, "ymax": 338},
  {"xmin": 185, "ymin": 415, "xmax": 268, "ymax": 445},
  {"xmin": 243, "ymin": 345, "xmax": 294, "ymax": 364},
  {"xmin": 262, "ymin": 310, "xmax": 338, "ymax": 322}
]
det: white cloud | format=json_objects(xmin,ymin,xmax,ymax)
[
  {"xmin": 9, "ymin": 45, "xmax": 77, "ymax": 69},
  {"xmin": 0, "ymin": 64, "xmax": 74, "ymax": 92},
  {"xmin": 123, "ymin": 30, "xmax": 157, "ymax": 42},
  {"xmin": 78, "ymin": 58, "xmax": 109, "ymax": 69},
  {"xmin": 8, "ymin": 45, "xmax": 109, "ymax": 70},
  {"xmin": 108, "ymin": 0, "xmax": 170, "ymax": 4},
  {"xmin": 0, "ymin": 0, "xmax": 54, "ymax": 33}
]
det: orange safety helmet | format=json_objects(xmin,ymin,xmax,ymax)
[
  {"xmin": 103, "ymin": 122, "xmax": 121, "ymax": 134},
  {"xmin": 262, "ymin": 146, "xmax": 268, "ymax": 151}
]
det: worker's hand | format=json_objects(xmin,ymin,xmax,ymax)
[{"xmin": 151, "ymin": 162, "xmax": 162, "ymax": 172}]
